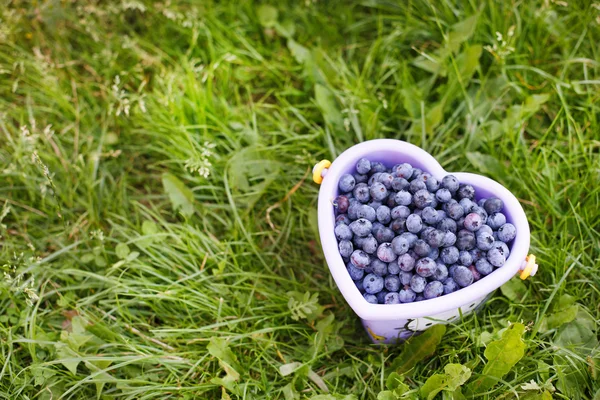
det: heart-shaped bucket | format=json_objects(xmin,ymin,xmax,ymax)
[{"xmin": 314, "ymin": 139, "xmax": 535, "ymax": 344}]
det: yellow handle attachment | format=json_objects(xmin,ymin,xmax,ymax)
[
  {"xmin": 312, "ymin": 160, "xmax": 331, "ymax": 184},
  {"xmin": 519, "ymin": 254, "xmax": 537, "ymax": 280}
]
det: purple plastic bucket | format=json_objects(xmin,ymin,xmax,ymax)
[{"xmin": 316, "ymin": 139, "xmax": 531, "ymax": 344}]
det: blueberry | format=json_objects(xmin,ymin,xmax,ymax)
[
  {"xmin": 376, "ymin": 290, "xmax": 389, "ymax": 304},
  {"xmin": 458, "ymin": 250, "xmax": 473, "ymax": 266},
  {"xmin": 350, "ymin": 250, "xmax": 370, "ymax": 269},
  {"xmin": 435, "ymin": 188, "xmax": 452, "ymax": 203},
  {"xmin": 334, "ymin": 195, "xmax": 350, "ymax": 213},
  {"xmin": 353, "ymin": 235, "xmax": 367, "ymax": 249},
  {"xmin": 487, "ymin": 248, "xmax": 506, "ymax": 267},
  {"xmin": 437, "ymin": 218, "xmax": 457, "ymax": 233},
  {"xmin": 391, "ymin": 236, "xmax": 409, "ymax": 256},
  {"xmin": 428, "ymin": 247, "xmax": 439, "ymax": 260},
  {"xmin": 355, "ymin": 205, "xmax": 376, "ymax": 222},
  {"xmin": 429, "ymin": 196, "xmax": 438, "ymax": 209},
  {"xmin": 453, "ymin": 266, "xmax": 474, "ymax": 287},
  {"xmin": 413, "ymin": 189, "xmax": 434, "ymax": 209},
  {"xmin": 433, "ymin": 263, "xmax": 449, "ymax": 281},
  {"xmin": 421, "ymin": 206, "xmax": 440, "ymax": 225},
  {"xmin": 395, "ymin": 190, "xmax": 412, "ymax": 206},
  {"xmin": 399, "ymin": 271, "xmax": 413, "ymax": 286},
  {"xmin": 476, "ymin": 231, "xmax": 495, "ymax": 251},
  {"xmin": 425, "ymin": 229, "xmax": 445, "ymax": 248},
  {"xmin": 354, "ymin": 173, "xmax": 368, "ymax": 184},
  {"xmin": 349, "ymin": 218, "xmax": 372, "ymax": 237},
  {"xmin": 415, "ymin": 257, "xmax": 437, "ymax": 278},
  {"xmin": 347, "ymin": 263, "xmax": 365, "ymax": 280},
  {"xmin": 395, "ymin": 163, "xmax": 414, "ymax": 179},
  {"xmin": 356, "ymin": 158, "xmax": 371, "ymax": 174},
  {"xmin": 390, "ymin": 218, "xmax": 407, "ymax": 233},
  {"xmin": 339, "ymin": 240, "xmax": 354, "ymax": 257},
  {"xmin": 437, "ymin": 209, "xmax": 447, "ymax": 219},
  {"xmin": 376, "ymin": 205, "xmax": 391, "ymax": 224},
  {"xmin": 397, "ymin": 288, "xmax": 415, "ymax": 303},
  {"xmin": 464, "ymin": 212, "xmax": 484, "ymax": 232},
  {"xmin": 483, "ymin": 198, "xmax": 504, "ymax": 214},
  {"xmin": 388, "ymin": 261, "xmax": 400, "ymax": 275},
  {"xmin": 355, "ymin": 279, "xmax": 365, "ymax": 293},
  {"xmin": 362, "ymin": 235, "xmax": 378, "ymax": 254},
  {"xmin": 377, "ymin": 173, "xmax": 394, "ymax": 189},
  {"xmin": 447, "ymin": 202, "xmax": 465, "ymax": 220},
  {"xmin": 412, "ymin": 167, "xmax": 423, "ymax": 177},
  {"xmin": 336, "ymin": 214, "xmax": 351, "ymax": 226},
  {"xmin": 443, "ymin": 231, "xmax": 457, "ymax": 247},
  {"xmin": 347, "ymin": 202, "xmax": 360, "ymax": 220},
  {"xmin": 385, "ymin": 275, "xmax": 401, "ymax": 292},
  {"xmin": 471, "ymin": 206, "xmax": 488, "ymax": 221},
  {"xmin": 469, "ymin": 248, "xmax": 485, "ymax": 263},
  {"xmin": 386, "ymin": 195, "xmax": 397, "ymax": 208},
  {"xmin": 353, "ymin": 183, "xmax": 370, "ymax": 203},
  {"xmin": 370, "ymin": 259, "xmax": 388, "ymax": 276},
  {"xmin": 497, "ymin": 223, "xmax": 516, "ymax": 242},
  {"xmin": 490, "ymin": 240, "xmax": 510, "ymax": 258},
  {"xmin": 369, "ymin": 162, "xmax": 386, "ymax": 175},
  {"xmin": 335, "ymin": 224, "xmax": 353, "ymax": 241},
  {"xmin": 426, "ymin": 176, "xmax": 440, "ymax": 192},
  {"xmin": 394, "ymin": 254, "xmax": 413, "ymax": 273},
  {"xmin": 400, "ymin": 232, "xmax": 418, "ymax": 248},
  {"xmin": 415, "ymin": 294, "xmax": 425, "ymax": 302},
  {"xmin": 469, "ymin": 265, "xmax": 481, "ymax": 281},
  {"xmin": 369, "ymin": 182, "xmax": 387, "ymax": 202},
  {"xmin": 423, "ymin": 281, "xmax": 444, "ymax": 299},
  {"xmin": 413, "ymin": 208, "xmax": 423, "ymax": 217},
  {"xmin": 443, "ymin": 278, "xmax": 458, "ymax": 294},
  {"xmin": 413, "ymin": 239, "xmax": 431, "ymax": 257},
  {"xmin": 448, "ymin": 264, "xmax": 458, "ymax": 278},
  {"xmin": 410, "ymin": 275, "xmax": 427, "ymax": 293},
  {"xmin": 377, "ymin": 243, "xmax": 397, "ymax": 263},
  {"xmin": 368, "ymin": 200, "xmax": 382, "ymax": 210},
  {"xmin": 477, "ymin": 225, "xmax": 493, "ymax": 236},
  {"xmin": 440, "ymin": 246, "xmax": 459, "ymax": 265},
  {"xmin": 392, "ymin": 177, "xmax": 410, "ymax": 191},
  {"xmin": 475, "ymin": 258, "xmax": 493, "ymax": 276},
  {"xmin": 457, "ymin": 184, "xmax": 475, "ymax": 200},
  {"xmin": 384, "ymin": 292, "xmax": 401, "ymax": 304},
  {"xmin": 406, "ymin": 214, "xmax": 423, "ymax": 233},
  {"xmin": 371, "ymin": 221, "xmax": 384, "ymax": 233},
  {"xmin": 409, "ymin": 179, "xmax": 427, "ymax": 194},
  {"xmin": 478, "ymin": 198, "xmax": 487, "ymax": 207},
  {"xmin": 456, "ymin": 217, "xmax": 465, "ymax": 229},
  {"xmin": 374, "ymin": 227, "xmax": 395, "ymax": 243},
  {"xmin": 459, "ymin": 198, "xmax": 475, "ymax": 213},
  {"xmin": 363, "ymin": 293, "xmax": 378, "ymax": 304},
  {"xmin": 368, "ymin": 173, "xmax": 382, "ymax": 186},
  {"xmin": 391, "ymin": 205, "xmax": 411, "ymax": 220},
  {"xmin": 456, "ymin": 230, "xmax": 476, "ymax": 251},
  {"xmin": 338, "ymin": 174, "xmax": 356, "ymax": 193},
  {"xmin": 441, "ymin": 175, "xmax": 459, "ymax": 193},
  {"xmin": 363, "ymin": 273, "xmax": 385, "ymax": 294}
]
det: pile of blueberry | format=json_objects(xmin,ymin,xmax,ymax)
[{"xmin": 334, "ymin": 158, "xmax": 517, "ymax": 304}]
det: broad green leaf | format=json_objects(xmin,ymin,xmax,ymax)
[
  {"xmin": 545, "ymin": 305, "xmax": 579, "ymax": 330},
  {"xmin": 447, "ymin": 15, "xmax": 479, "ymax": 53},
  {"xmin": 162, "ymin": 173, "xmax": 195, "ymax": 217},
  {"xmin": 257, "ymin": 5, "xmax": 278, "ymax": 28},
  {"xmin": 315, "ymin": 84, "xmax": 343, "ymax": 128},
  {"xmin": 401, "ymin": 86, "xmax": 423, "ymax": 119},
  {"xmin": 115, "ymin": 243, "xmax": 130, "ymax": 259},
  {"xmin": 207, "ymin": 337, "xmax": 241, "ymax": 381},
  {"xmin": 554, "ymin": 354, "xmax": 588, "ymax": 400},
  {"xmin": 55, "ymin": 344, "xmax": 81, "ymax": 374},
  {"xmin": 308, "ymin": 367, "xmax": 329, "ymax": 392},
  {"xmin": 555, "ymin": 294, "xmax": 576, "ymax": 311},
  {"xmin": 468, "ymin": 323, "xmax": 526, "ymax": 393},
  {"xmin": 554, "ymin": 310, "xmax": 597, "ymax": 351},
  {"xmin": 412, "ymin": 56, "xmax": 444, "ymax": 75},
  {"xmin": 377, "ymin": 391, "xmax": 397, "ymax": 400},
  {"xmin": 455, "ymin": 45, "xmax": 482, "ymax": 83},
  {"xmin": 386, "ymin": 372, "xmax": 405, "ymax": 390},
  {"xmin": 466, "ymin": 152, "xmax": 504, "ymax": 178},
  {"xmin": 288, "ymin": 39, "xmax": 312, "ymax": 64},
  {"xmin": 420, "ymin": 364, "xmax": 471, "ymax": 399},
  {"xmin": 452, "ymin": 388, "xmax": 467, "ymax": 400},
  {"xmin": 274, "ymin": 20, "xmax": 295, "ymax": 38},
  {"xmin": 594, "ymin": 388, "xmax": 600, "ymax": 400},
  {"xmin": 500, "ymin": 277, "xmax": 527, "ymax": 301},
  {"xmin": 282, "ymin": 383, "xmax": 300, "ymax": 400},
  {"xmin": 504, "ymin": 94, "xmax": 550, "ymax": 131},
  {"xmin": 390, "ymin": 324, "xmax": 446, "ymax": 374},
  {"xmin": 141, "ymin": 220, "xmax": 158, "ymax": 235},
  {"xmin": 84, "ymin": 360, "xmax": 115, "ymax": 400},
  {"xmin": 421, "ymin": 374, "xmax": 446, "ymax": 399}
]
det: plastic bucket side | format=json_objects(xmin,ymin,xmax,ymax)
[{"xmin": 317, "ymin": 139, "xmax": 530, "ymax": 342}]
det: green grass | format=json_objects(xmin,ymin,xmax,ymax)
[{"xmin": 1, "ymin": 0, "xmax": 599, "ymax": 399}]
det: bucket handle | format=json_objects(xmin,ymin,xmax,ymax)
[
  {"xmin": 519, "ymin": 254, "xmax": 538, "ymax": 279},
  {"xmin": 313, "ymin": 160, "xmax": 331, "ymax": 184}
]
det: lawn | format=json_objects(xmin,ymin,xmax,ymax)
[{"xmin": 1, "ymin": 0, "xmax": 599, "ymax": 399}]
